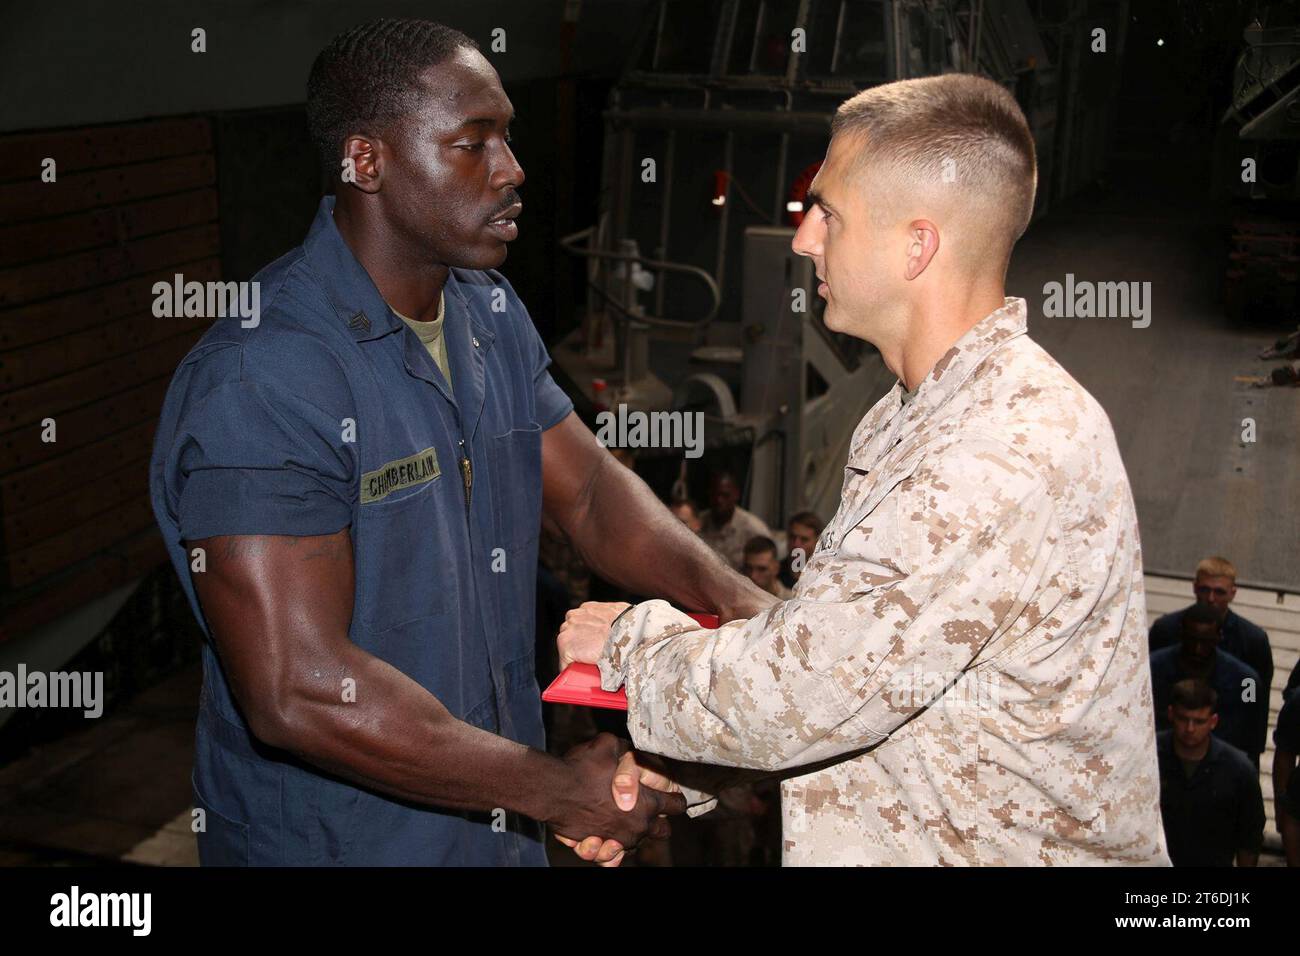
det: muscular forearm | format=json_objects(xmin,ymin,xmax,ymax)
[
  {"xmin": 190, "ymin": 529, "xmax": 680, "ymax": 846},
  {"xmin": 568, "ymin": 454, "xmax": 776, "ymax": 621},
  {"xmin": 253, "ymin": 641, "xmax": 572, "ymax": 825}
]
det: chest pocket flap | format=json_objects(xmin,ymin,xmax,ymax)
[{"xmin": 829, "ymin": 444, "xmax": 928, "ymax": 552}]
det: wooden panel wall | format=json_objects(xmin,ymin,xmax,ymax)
[{"xmin": 0, "ymin": 117, "xmax": 217, "ymax": 642}]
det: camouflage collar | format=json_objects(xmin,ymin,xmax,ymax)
[
  {"xmin": 899, "ymin": 296, "xmax": 1027, "ymax": 418},
  {"xmin": 844, "ymin": 297, "xmax": 1028, "ymax": 472}
]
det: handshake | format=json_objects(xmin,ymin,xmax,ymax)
[
  {"xmin": 552, "ymin": 600, "xmax": 680, "ymax": 867},
  {"xmin": 552, "ymin": 733, "xmax": 684, "ymax": 867}
]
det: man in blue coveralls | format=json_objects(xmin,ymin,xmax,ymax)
[{"xmin": 148, "ymin": 19, "xmax": 775, "ymax": 866}]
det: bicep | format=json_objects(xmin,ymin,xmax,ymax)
[
  {"xmin": 187, "ymin": 531, "xmax": 355, "ymax": 727},
  {"xmin": 540, "ymin": 411, "xmax": 606, "ymax": 534}
]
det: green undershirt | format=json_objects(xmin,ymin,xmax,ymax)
[{"xmin": 394, "ymin": 291, "xmax": 452, "ymax": 387}]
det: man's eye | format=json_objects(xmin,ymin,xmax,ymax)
[{"xmin": 458, "ymin": 142, "xmax": 486, "ymax": 151}]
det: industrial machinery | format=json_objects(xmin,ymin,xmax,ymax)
[
  {"xmin": 1219, "ymin": 10, "xmax": 1300, "ymax": 319},
  {"xmin": 553, "ymin": 0, "xmax": 1097, "ymax": 529}
]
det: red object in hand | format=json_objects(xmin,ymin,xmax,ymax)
[{"xmin": 542, "ymin": 611, "xmax": 719, "ymax": 711}]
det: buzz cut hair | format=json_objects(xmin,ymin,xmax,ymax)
[
  {"xmin": 306, "ymin": 18, "xmax": 480, "ymax": 173},
  {"xmin": 830, "ymin": 74, "xmax": 1038, "ymax": 254}
]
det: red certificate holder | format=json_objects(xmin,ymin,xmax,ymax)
[{"xmin": 542, "ymin": 611, "xmax": 720, "ymax": 711}]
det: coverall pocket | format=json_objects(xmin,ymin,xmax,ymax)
[
  {"xmin": 488, "ymin": 422, "xmax": 543, "ymax": 556},
  {"xmin": 192, "ymin": 772, "xmax": 251, "ymax": 866},
  {"xmin": 353, "ymin": 480, "xmax": 451, "ymax": 632}
]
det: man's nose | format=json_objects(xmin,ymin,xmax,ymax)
[
  {"xmin": 791, "ymin": 216, "xmax": 821, "ymax": 259},
  {"xmin": 494, "ymin": 148, "xmax": 525, "ymax": 190}
]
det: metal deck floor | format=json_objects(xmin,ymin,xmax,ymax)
[{"xmin": 1008, "ymin": 189, "xmax": 1298, "ymax": 593}]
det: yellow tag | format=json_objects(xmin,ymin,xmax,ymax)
[{"xmin": 361, "ymin": 447, "xmax": 441, "ymax": 504}]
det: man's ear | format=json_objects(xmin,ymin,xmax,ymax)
[
  {"xmin": 340, "ymin": 134, "xmax": 384, "ymax": 194},
  {"xmin": 1208, "ymin": 713, "xmax": 1219, "ymax": 731},
  {"xmin": 904, "ymin": 219, "xmax": 940, "ymax": 280}
]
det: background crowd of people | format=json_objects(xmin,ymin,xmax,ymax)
[{"xmin": 1148, "ymin": 557, "xmax": 1299, "ymax": 867}]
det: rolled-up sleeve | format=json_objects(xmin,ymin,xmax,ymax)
[
  {"xmin": 598, "ymin": 439, "xmax": 1064, "ymax": 771},
  {"xmin": 161, "ymin": 373, "xmax": 355, "ymax": 541}
]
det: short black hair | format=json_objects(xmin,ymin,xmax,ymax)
[
  {"xmin": 1171, "ymin": 678, "xmax": 1217, "ymax": 713},
  {"xmin": 1182, "ymin": 602, "xmax": 1221, "ymax": 631},
  {"xmin": 743, "ymin": 536, "xmax": 778, "ymax": 559},
  {"xmin": 306, "ymin": 18, "xmax": 479, "ymax": 172}
]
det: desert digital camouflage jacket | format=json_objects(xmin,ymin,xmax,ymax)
[{"xmin": 598, "ymin": 297, "xmax": 1170, "ymax": 866}]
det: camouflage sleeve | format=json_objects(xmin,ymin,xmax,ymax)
[
  {"xmin": 597, "ymin": 438, "xmax": 1063, "ymax": 771},
  {"xmin": 676, "ymin": 783, "xmax": 719, "ymax": 818}
]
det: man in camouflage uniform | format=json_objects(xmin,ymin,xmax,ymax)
[{"xmin": 558, "ymin": 74, "xmax": 1169, "ymax": 866}]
